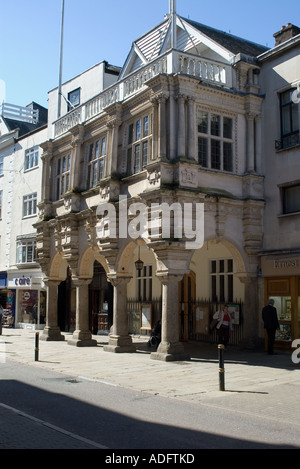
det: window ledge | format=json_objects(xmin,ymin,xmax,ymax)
[{"xmin": 278, "ymin": 211, "xmax": 300, "ymax": 218}]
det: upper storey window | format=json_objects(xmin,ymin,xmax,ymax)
[
  {"xmin": 197, "ymin": 109, "xmax": 234, "ymax": 172},
  {"xmin": 68, "ymin": 88, "xmax": 80, "ymax": 112},
  {"xmin": 277, "ymin": 88, "xmax": 300, "ymax": 150},
  {"xmin": 87, "ymin": 136, "xmax": 106, "ymax": 188},
  {"xmin": 126, "ymin": 115, "xmax": 151, "ymax": 175},
  {"xmin": 25, "ymin": 146, "xmax": 39, "ymax": 171},
  {"xmin": 56, "ymin": 154, "xmax": 71, "ymax": 200}
]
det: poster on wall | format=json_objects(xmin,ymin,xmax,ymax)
[
  {"xmin": 228, "ymin": 304, "xmax": 240, "ymax": 325},
  {"xmin": 140, "ymin": 304, "xmax": 152, "ymax": 330}
]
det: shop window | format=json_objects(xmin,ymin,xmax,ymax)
[
  {"xmin": 126, "ymin": 114, "xmax": 152, "ymax": 175},
  {"xmin": 272, "ymin": 296, "xmax": 292, "ymax": 342},
  {"xmin": 210, "ymin": 259, "xmax": 233, "ymax": 302},
  {"xmin": 197, "ymin": 109, "xmax": 234, "ymax": 172},
  {"xmin": 87, "ymin": 136, "xmax": 106, "ymax": 188},
  {"xmin": 0, "ymin": 190, "xmax": 2, "ymax": 219}
]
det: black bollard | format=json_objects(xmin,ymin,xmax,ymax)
[
  {"xmin": 35, "ymin": 332, "xmax": 39, "ymax": 361},
  {"xmin": 218, "ymin": 344, "xmax": 225, "ymax": 391}
]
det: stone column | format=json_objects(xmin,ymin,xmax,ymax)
[
  {"xmin": 104, "ymin": 276, "xmax": 135, "ymax": 353},
  {"xmin": 177, "ymin": 95, "xmax": 186, "ymax": 158},
  {"xmin": 187, "ymin": 96, "xmax": 196, "ymax": 161},
  {"xmin": 158, "ymin": 95, "xmax": 167, "ymax": 159},
  {"xmin": 108, "ymin": 118, "xmax": 121, "ymax": 176},
  {"xmin": 246, "ymin": 114, "xmax": 255, "ymax": 172},
  {"xmin": 68, "ymin": 279, "xmax": 97, "ymax": 347},
  {"xmin": 151, "ymin": 274, "xmax": 188, "ymax": 361},
  {"xmin": 71, "ymin": 125, "xmax": 84, "ymax": 190},
  {"xmin": 151, "ymin": 97, "xmax": 158, "ymax": 160},
  {"xmin": 40, "ymin": 280, "xmax": 65, "ymax": 341},
  {"xmin": 239, "ymin": 275, "xmax": 260, "ymax": 349},
  {"xmin": 169, "ymin": 93, "xmax": 176, "ymax": 160}
]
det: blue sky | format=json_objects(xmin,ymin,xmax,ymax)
[{"xmin": 1, "ymin": 0, "xmax": 299, "ymax": 109}]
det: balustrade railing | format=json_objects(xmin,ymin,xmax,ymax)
[{"xmin": 54, "ymin": 51, "xmax": 232, "ymax": 137}]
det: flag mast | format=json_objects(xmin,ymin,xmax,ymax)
[
  {"xmin": 57, "ymin": 0, "xmax": 65, "ymax": 118},
  {"xmin": 170, "ymin": 0, "xmax": 177, "ymax": 49}
]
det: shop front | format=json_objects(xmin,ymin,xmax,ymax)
[
  {"xmin": 261, "ymin": 254, "xmax": 300, "ymax": 349},
  {"xmin": 7, "ymin": 271, "xmax": 46, "ymax": 330}
]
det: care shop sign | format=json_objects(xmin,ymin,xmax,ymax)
[{"xmin": 8, "ymin": 275, "xmax": 32, "ymax": 288}]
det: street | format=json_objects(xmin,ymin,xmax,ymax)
[{"xmin": 0, "ymin": 359, "xmax": 299, "ymax": 452}]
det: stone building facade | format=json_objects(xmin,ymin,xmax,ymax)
[{"xmin": 35, "ymin": 10, "xmax": 270, "ymax": 360}]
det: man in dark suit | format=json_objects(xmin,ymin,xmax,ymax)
[{"xmin": 262, "ymin": 299, "xmax": 280, "ymax": 354}]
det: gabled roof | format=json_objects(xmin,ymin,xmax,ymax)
[
  {"xmin": 119, "ymin": 14, "xmax": 269, "ymax": 80},
  {"xmin": 184, "ymin": 18, "xmax": 269, "ymax": 57}
]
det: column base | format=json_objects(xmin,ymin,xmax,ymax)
[
  {"xmin": 103, "ymin": 335, "xmax": 136, "ymax": 353},
  {"xmin": 150, "ymin": 341, "xmax": 189, "ymax": 362},
  {"xmin": 68, "ymin": 330, "xmax": 97, "ymax": 347},
  {"xmin": 40, "ymin": 326, "xmax": 65, "ymax": 342}
]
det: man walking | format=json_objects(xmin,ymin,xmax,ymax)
[{"xmin": 262, "ymin": 299, "xmax": 280, "ymax": 354}]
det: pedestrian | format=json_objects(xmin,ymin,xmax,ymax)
[
  {"xmin": 213, "ymin": 304, "xmax": 232, "ymax": 347},
  {"xmin": 262, "ymin": 299, "xmax": 280, "ymax": 355}
]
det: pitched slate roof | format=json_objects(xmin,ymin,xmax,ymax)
[{"xmin": 183, "ymin": 17, "xmax": 269, "ymax": 57}]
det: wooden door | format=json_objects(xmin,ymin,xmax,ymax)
[{"xmin": 179, "ymin": 272, "xmax": 196, "ymax": 341}]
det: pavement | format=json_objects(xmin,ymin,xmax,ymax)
[{"xmin": 1, "ymin": 327, "xmax": 300, "ymax": 434}]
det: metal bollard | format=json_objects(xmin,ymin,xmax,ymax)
[
  {"xmin": 35, "ymin": 332, "xmax": 39, "ymax": 361},
  {"xmin": 218, "ymin": 344, "xmax": 225, "ymax": 391}
]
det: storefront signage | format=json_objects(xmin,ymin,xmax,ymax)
[
  {"xmin": 273, "ymin": 259, "xmax": 298, "ymax": 269},
  {"xmin": 262, "ymin": 256, "xmax": 300, "ymax": 276},
  {"xmin": 14, "ymin": 277, "xmax": 31, "ymax": 286}
]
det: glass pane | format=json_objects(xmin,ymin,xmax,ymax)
[
  {"xmin": 101, "ymin": 137, "xmax": 106, "ymax": 156},
  {"xmin": 282, "ymin": 106, "xmax": 291, "ymax": 135},
  {"xmin": 284, "ymin": 185, "xmax": 300, "ymax": 213},
  {"xmin": 142, "ymin": 141, "xmax": 148, "ymax": 168},
  {"xmin": 198, "ymin": 111, "xmax": 208, "ymax": 133},
  {"xmin": 223, "ymin": 117, "xmax": 232, "ymax": 139},
  {"xmin": 211, "ymin": 139, "xmax": 220, "ymax": 169},
  {"xmin": 211, "ymin": 115, "xmax": 220, "ymax": 136},
  {"xmin": 128, "ymin": 124, "xmax": 133, "ymax": 144},
  {"xmin": 134, "ymin": 145, "xmax": 140, "ymax": 173},
  {"xmin": 198, "ymin": 137, "xmax": 207, "ymax": 167},
  {"xmin": 136, "ymin": 120, "xmax": 141, "ymax": 141},
  {"xmin": 143, "ymin": 116, "xmax": 149, "ymax": 137},
  {"xmin": 292, "ymin": 102, "xmax": 299, "ymax": 132},
  {"xmin": 223, "ymin": 142, "xmax": 233, "ymax": 172}
]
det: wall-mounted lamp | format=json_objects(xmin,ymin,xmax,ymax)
[{"xmin": 135, "ymin": 246, "xmax": 144, "ymax": 272}]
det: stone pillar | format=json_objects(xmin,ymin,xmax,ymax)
[
  {"xmin": 108, "ymin": 118, "xmax": 121, "ymax": 176},
  {"xmin": 177, "ymin": 95, "xmax": 186, "ymax": 158},
  {"xmin": 151, "ymin": 97, "xmax": 158, "ymax": 160},
  {"xmin": 40, "ymin": 280, "xmax": 65, "ymax": 341},
  {"xmin": 104, "ymin": 276, "xmax": 135, "ymax": 353},
  {"xmin": 68, "ymin": 279, "xmax": 97, "ymax": 347},
  {"xmin": 151, "ymin": 274, "xmax": 188, "ymax": 361},
  {"xmin": 187, "ymin": 97, "xmax": 196, "ymax": 161},
  {"xmin": 246, "ymin": 114, "xmax": 255, "ymax": 172},
  {"xmin": 71, "ymin": 125, "xmax": 84, "ymax": 190},
  {"xmin": 169, "ymin": 93, "xmax": 176, "ymax": 160},
  {"xmin": 239, "ymin": 275, "xmax": 260, "ymax": 349},
  {"xmin": 158, "ymin": 95, "xmax": 167, "ymax": 159}
]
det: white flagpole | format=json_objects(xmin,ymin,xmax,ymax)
[
  {"xmin": 170, "ymin": 0, "xmax": 177, "ymax": 49},
  {"xmin": 57, "ymin": 0, "xmax": 65, "ymax": 118}
]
